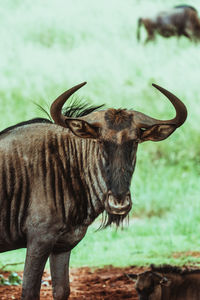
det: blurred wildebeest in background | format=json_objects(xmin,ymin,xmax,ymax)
[
  {"xmin": 0, "ymin": 82, "xmax": 187, "ymax": 300},
  {"xmin": 128, "ymin": 265, "xmax": 200, "ymax": 300},
  {"xmin": 137, "ymin": 5, "xmax": 200, "ymax": 43}
]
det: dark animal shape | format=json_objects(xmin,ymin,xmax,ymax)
[
  {"xmin": 174, "ymin": 4, "xmax": 197, "ymax": 12},
  {"xmin": 0, "ymin": 82, "xmax": 187, "ymax": 300},
  {"xmin": 137, "ymin": 6, "xmax": 200, "ymax": 43},
  {"xmin": 128, "ymin": 265, "xmax": 200, "ymax": 299}
]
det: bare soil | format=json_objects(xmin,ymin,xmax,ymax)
[{"xmin": 0, "ymin": 266, "xmax": 146, "ymax": 299}]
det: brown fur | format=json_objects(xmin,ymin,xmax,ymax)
[
  {"xmin": 134, "ymin": 265, "xmax": 200, "ymax": 300},
  {"xmin": 137, "ymin": 6, "xmax": 200, "ymax": 43},
  {"xmin": 105, "ymin": 109, "xmax": 132, "ymax": 131}
]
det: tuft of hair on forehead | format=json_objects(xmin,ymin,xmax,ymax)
[
  {"xmin": 62, "ymin": 95, "xmax": 104, "ymax": 118},
  {"xmin": 105, "ymin": 109, "xmax": 132, "ymax": 131}
]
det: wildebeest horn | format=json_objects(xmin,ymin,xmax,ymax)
[
  {"xmin": 134, "ymin": 84, "xmax": 187, "ymax": 128},
  {"xmin": 152, "ymin": 84, "xmax": 187, "ymax": 127},
  {"xmin": 50, "ymin": 82, "xmax": 87, "ymax": 126},
  {"xmin": 125, "ymin": 273, "xmax": 138, "ymax": 281}
]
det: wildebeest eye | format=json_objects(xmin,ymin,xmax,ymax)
[{"xmin": 140, "ymin": 128, "xmax": 147, "ymax": 134}]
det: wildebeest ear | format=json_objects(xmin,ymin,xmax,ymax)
[
  {"xmin": 125, "ymin": 273, "xmax": 138, "ymax": 281},
  {"xmin": 65, "ymin": 119, "xmax": 100, "ymax": 139},
  {"xmin": 139, "ymin": 124, "xmax": 176, "ymax": 142}
]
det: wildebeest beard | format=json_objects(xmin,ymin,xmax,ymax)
[{"xmin": 98, "ymin": 211, "xmax": 129, "ymax": 229}]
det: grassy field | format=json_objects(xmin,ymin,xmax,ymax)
[{"xmin": 0, "ymin": 0, "xmax": 200, "ymax": 270}]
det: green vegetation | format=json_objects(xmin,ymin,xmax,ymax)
[
  {"xmin": 0, "ymin": 0, "xmax": 200, "ymax": 270},
  {"xmin": 0, "ymin": 272, "xmax": 22, "ymax": 286}
]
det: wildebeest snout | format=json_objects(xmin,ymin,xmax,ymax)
[{"xmin": 105, "ymin": 190, "xmax": 132, "ymax": 215}]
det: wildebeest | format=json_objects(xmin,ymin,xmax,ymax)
[
  {"xmin": 0, "ymin": 82, "xmax": 187, "ymax": 300},
  {"xmin": 128, "ymin": 265, "xmax": 200, "ymax": 300},
  {"xmin": 137, "ymin": 5, "xmax": 200, "ymax": 43}
]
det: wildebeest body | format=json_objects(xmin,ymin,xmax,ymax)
[
  {"xmin": 0, "ymin": 122, "xmax": 109, "ymax": 299},
  {"xmin": 137, "ymin": 6, "xmax": 200, "ymax": 43},
  {"xmin": 0, "ymin": 123, "xmax": 106, "ymax": 251},
  {"xmin": 132, "ymin": 265, "xmax": 200, "ymax": 300},
  {"xmin": 0, "ymin": 82, "xmax": 187, "ymax": 299}
]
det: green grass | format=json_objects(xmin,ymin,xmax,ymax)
[
  {"xmin": 2, "ymin": 212, "xmax": 200, "ymax": 271},
  {"xmin": 0, "ymin": 0, "xmax": 200, "ymax": 270}
]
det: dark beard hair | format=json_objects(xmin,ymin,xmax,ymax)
[{"xmin": 97, "ymin": 211, "xmax": 129, "ymax": 230}]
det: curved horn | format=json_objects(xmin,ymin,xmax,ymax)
[
  {"xmin": 152, "ymin": 84, "xmax": 187, "ymax": 127},
  {"xmin": 134, "ymin": 84, "xmax": 187, "ymax": 128},
  {"xmin": 50, "ymin": 82, "xmax": 87, "ymax": 127}
]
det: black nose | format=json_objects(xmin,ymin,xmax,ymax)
[{"xmin": 110, "ymin": 190, "xmax": 131, "ymax": 202}]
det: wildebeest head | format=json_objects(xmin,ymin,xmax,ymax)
[
  {"xmin": 128, "ymin": 271, "xmax": 170, "ymax": 300},
  {"xmin": 50, "ymin": 82, "xmax": 187, "ymax": 225}
]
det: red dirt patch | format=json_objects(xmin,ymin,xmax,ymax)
[
  {"xmin": 0, "ymin": 266, "xmax": 146, "ymax": 299},
  {"xmin": 173, "ymin": 251, "xmax": 200, "ymax": 258}
]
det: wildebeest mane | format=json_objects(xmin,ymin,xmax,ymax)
[
  {"xmin": 174, "ymin": 5, "xmax": 197, "ymax": 12},
  {"xmin": 151, "ymin": 264, "xmax": 183, "ymax": 274},
  {"xmin": 151, "ymin": 264, "xmax": 200, "ymax": 275},
  {"xmin": 0, "ymin": 97, "xmax": 104, "ymax": 136},
  {"xmin": 63, "ymin": 96, "xmax": 104, "ymax": 118},
  {"xmin": 0, "ymin": 118, "xmax": 52, "ymax": 136}
]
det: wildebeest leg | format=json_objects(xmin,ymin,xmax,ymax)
[
  {"xmin": 144, "ymin": 22, "xmax": 155, "ymax": 44},
  {"xmin": 50, "ymin": 251, "xmax": 71, "ymax": 300},
  {"xmin": 182, "ymin": 30, "xmax": 192, "ymax": 40},
  {"xmin": 145, "ymin": 34, "xmax": 155, "ymax": 44},
  {"xmin": 21, "ymin": 244, "xmax": 50, "ymax": 300},
  {"xmin": 144, "ymin": 29, "xmax": 155, "ymax": 44}
]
